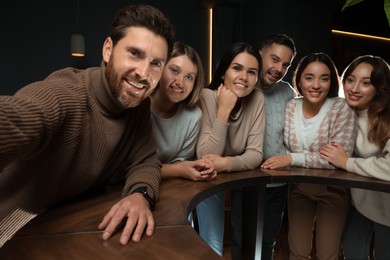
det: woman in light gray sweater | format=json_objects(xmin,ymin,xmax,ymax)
[
  {"xmin": 150, "ymin": 42, "xmax": 215, "ymax": 181},
  {"xmin": 321, "ymin": 55, "xmax": 390, "ymax": 260}
]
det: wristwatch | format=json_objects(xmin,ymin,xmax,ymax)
[{"xmin": 131, "ymin": 186, "xmax": 155, "ymax": 210}]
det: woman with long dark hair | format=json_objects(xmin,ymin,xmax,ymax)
[{"xmin": 196, "ymin": 42, "xmax": 265, "ymax": 257}]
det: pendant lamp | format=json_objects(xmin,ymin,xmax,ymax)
[{"xmin": 71, "ymin": 0, "xmax": 85, "ymax": 57}]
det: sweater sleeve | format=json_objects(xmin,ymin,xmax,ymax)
[
  {"xmin": 306, "ymin": 99, "xmax": 357, "ymax": 168},
  {"xmin": 0, "ymin": 81, "xmax": 76, "ymax": 169},
  {"xmin": 0, "ymin": 96, "xmax": 45, "ymax": 160},
  {"xmin": 284, "ymin": 99, "xmax": 306, "ymax": 166},
  {"xmin": 196, "ymin": 89, "xmax": 229, "ymax": 157},
  {"xmin": 196, "ymin": 89, "xmax": 264, "ymax": 171},
  {"xmin": 286, "ymin": 98, "xmax": 357, "ymax": 169},
  {"xmin": 229, "ymin": 92, "xmax": 265, "ymax": 171},
  {"xmin": 346, "ymin": 139, "xmax": 390, "ymax": 181},
  {"xmin": 122, "ymin": 100, "xmax": 162, "ymax": 201}
]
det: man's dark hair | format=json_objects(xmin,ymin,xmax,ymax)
[
  {"xmin": 259, "ymin": 33, "xmax": 297, "ymax": 59},
  {"xmin": 109, "ymin": 4, "xmax": 175, "ymax": 55}
]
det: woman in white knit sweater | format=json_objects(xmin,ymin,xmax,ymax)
[{"xmin": 321, "ymin": 55, "xmax": 390, "ymax": 260}]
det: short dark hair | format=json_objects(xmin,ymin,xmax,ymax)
[
  {"xmin": 259, "ymin": 33, "xmax": 297, "ymax": 59},
  {"xmin": 208, "ymin": 42, "xmax": 262, "ymax": 90},
  {"xmin": 109, "ymin": 4, "xmax": 175, "ymax": 55},
  {"xmin": 292, "ymin": 52, "xmax": 340, "ymax": 97}
]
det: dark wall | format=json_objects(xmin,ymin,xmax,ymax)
[
  {"xmin": 1, "ymin": 0, "xmax": 208, "ymax": 95},
  {"xmin": 211, "ymin": 0, "xmax": 340, "ymax": 82},
  {"xmin": 332, "ymin": 0, "xmax": 390, "ymax": 73},
  {"xmin": 332, "ymin": 34, "xmax": 390, "ymax": 73},
  {"xmin": 1, "ymin": 0, "xmax": 348, "ymax": 95},
  {"xmin": 2, "ymin": 1, "xmax": 114, "ymax": 94}
]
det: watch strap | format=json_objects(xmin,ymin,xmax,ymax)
[{"xmin": 131, "ymin": 186, "xmax": 155, "ymax": 210}]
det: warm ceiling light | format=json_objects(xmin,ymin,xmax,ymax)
[
  {"xmin": 71, "ymin": 0, "xmax": 85, "ymax": 57},
  {"xmin": 208, "ymin": 8, "xmax": 213, "ymax": 84},
  {"xmin": 332, "ymin": 29, "xmax": 390, "ymax": 42},
  {"xmin": 71, "ymin": 33, "xmax": 85, "ymax": 57}
]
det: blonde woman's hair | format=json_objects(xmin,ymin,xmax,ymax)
[{"xmin": 169, "ymin": 42, "xmax": 205, "ymax": 108}]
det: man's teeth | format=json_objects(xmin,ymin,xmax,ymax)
[{"xmin": 127, "ymin": 80, "xmax": 144, "ymax": 89}]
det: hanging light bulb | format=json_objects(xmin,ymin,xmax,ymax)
[
  {"xmin": 71, "ymin": 0, "xmax": 85, "ymax": 57},
  {"xmin": 71, "ymin": 33, "xmax": 85, "ymax": 57}
]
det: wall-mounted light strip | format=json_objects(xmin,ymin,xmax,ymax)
[
  {"xmin": 332, "ymin": 29, "xmax": 390, "ymax": 42},
  {"xmin": 208, "ymin": 8, "xmax": 213, "ymax": 84}
]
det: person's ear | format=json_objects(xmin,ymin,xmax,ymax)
[{"xmin": 102, "ymin": 37, "xmax": 113, "ymax": 63}]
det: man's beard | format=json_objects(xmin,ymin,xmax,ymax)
[{"xmin": 105, "ymin": 61, "xmax": 145, "ymax": 108}]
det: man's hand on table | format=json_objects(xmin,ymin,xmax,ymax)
[{"xmin": 98, "ymin": 193, "xmax": 154, "ymax": 245}]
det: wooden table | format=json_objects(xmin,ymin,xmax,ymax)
[{"xmin": 1, "ymin": 167, "xmax": 389, "ymax": 259}]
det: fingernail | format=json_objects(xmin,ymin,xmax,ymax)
[
  {"xmin": 120, "ymin": 235, "xmax": 129, "ymax": 245},
  {"xmin": 132, "ymin": 234, "xmax": 140, "ymax": 242},
  {"xmin": 103, "ymin": 232, "xmax": 110, "ymax": 240}
]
